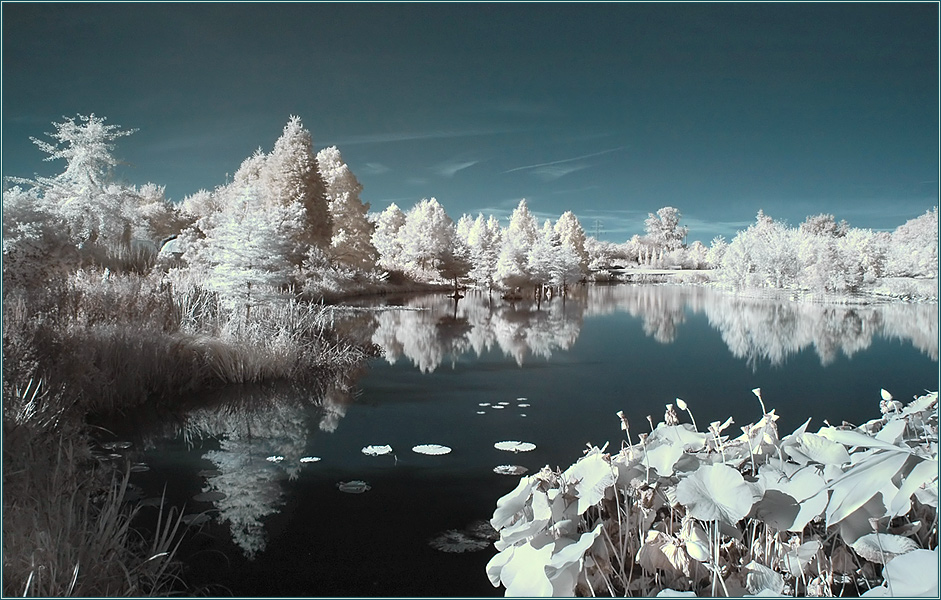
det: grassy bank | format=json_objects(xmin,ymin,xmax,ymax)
[{"xmin": 2, "ymin": 267, "xmax": 376, "ymax": 596}]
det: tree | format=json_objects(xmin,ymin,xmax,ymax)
[
  {"xmin": 399, "ymin": 198, "xmax": 454, "ymax": 276},
  {"xmin": 316, "ymin": 146, "xmax": 377, "ymax": 270},
  {"xmin": 886, "ymin": 207, "xmax": 938, "ymax": 278},
  {"xmin": 705, "ymin": 235, "xmax": 728, "ymax": 268},
  {"xmin": 799, "ymin": 213, "xmax": 849, "ymax": 238},
  {"xmin": 495, "ymin": 200, "xmax": 538, "ymax": 292},
  {"xmin": 466, "ymin": 214, "xmax": 502, "ymax": 291},
  {"xmin": 372, "ymin": 203, "xmax": 407, "ymax": 271},
  {"xmin": 644, "ymin": 206, "xmax": 688, "ymax": 255},
  {"xmin": 262, "ymin": 116, "xmax": 332, "ymax": 251},
  {"xmin": 554, "ymin": 211, "xmax": 588, "ymax": 272},
  {"xmin": 204, "ymin": 183, "xmax": 301, "ymax": 318}
]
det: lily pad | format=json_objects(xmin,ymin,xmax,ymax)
[
  {"xmin": 193, "ymin": 490, "xmax": 226, "ymax": 502},
  {"xmin": 361, "ymin": 444, "xmax": 393, "ymax": 456},
  {"xmin": 337, "ymin": 480, "xmax": 371, "ymax": 493},
  {"xmin": 265, "ymin": 455, "xmax": 285, "ymax": 463},
  {"xmin": 675, "ymin": 463, "xmax": 755, "ymax": 526},
  {"xmin": 299, "ymin": 456, "xmax": 321, "ymax": 463},
  {"xmin": 476, "ymin": 411, "xmax": 486, "ymax": 415},
  {"xmin": 429, "ymin": 529, "xmax": 491, "ymax": 553},
  {"xmin": 517, "ymin": 403, "xmax": 531, "ymax": 408},
  {"xmin": 491, "ymin": 405, "xmax": 506, "ymax": 410},
  {"xmin": 852, "ymin": 533, "xmax": 919, "ymax": 564},
  {"xmin": 412, "ymin": 444, "xmax": 452, "ymax": 455},
  {"xmin": 494, "ymin": 441, "xmax": 536, "ymax": 453},
  {"xmin": 479, "ymin": 402, "xmax": 491, "ymax": 407},
  {"xmin": 493, "ymin": 465, "xmax": 528, "ymax": 476}
]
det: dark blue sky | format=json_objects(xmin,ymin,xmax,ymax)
[{"xmin": 3, "ymin": 3, "xmax": 937, "ymax": 241}]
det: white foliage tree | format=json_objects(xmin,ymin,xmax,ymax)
[
  {"xmin": 316, "ymin": 146, "xmax": 377, "ymax": 270},
  {"xmin": 554, "ymin": 211, "xmax": 588, "ymax": 272},
  {"xmin": 886, "ymin": 207, "xmax": 938, "ymax": 278},
  {"xmin": 399, "ymin": 197, "xmax": 454, "ymax": 276},
  {"xmin": 466, "ymin": 214, "xmax": 503, "ymax": 291},
  {"xmin": 644, "ymin": 206, "xmax": 689, "ymax": 257},
  {"xmin": 372, "ymin": 203, "xmax": 407, "ymax": 271},
  {"xmin": 495, "ymin": 199, "xmax": 538, "ymax": 292}
]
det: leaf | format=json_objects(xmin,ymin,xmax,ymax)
[
  {"xmin": 676, "ymin": 463, "xmax": 755, "ymax": 526},
  {"xmin": 361, "ymin": 444, "xmax": 393, "ymax": 456},
  {"xmin": 750, "ymin": 489, "xmax": 800, "ymax": 531},
  {"xmin": 336, "ymin": 480, "xmax": 370, "ymax": 493},
  {"xmin": 491, "ymin": 476, "xmax": 537, "ymax": 530},
  {"xmin": 851, "ymin": 533, "xmax": 919, "ymax": 564},
  {"xmin": 817, "ymin": 427, "xmax": 909, "ymax": 453},
  {"xmin": 745, "ymin": 560, "xmax": 785, "ymax": 595},
  {"xmin": 874, "ymin": 418, "xmax": 906, "ymax": 444},
  {"xmin": 888, "ymin": 457, "xmax": 938, "ymax": 517},
  {"xmin": 791, "ymin": 432, "xmax": 851, "ymax": 465},
  {"xmin": 826, "ymin": 449, "xmax": 909, "ymax": 526},
  {"xmin": 493, "ymin": 465, "xmax": 528, "ymax": 476},
  {"xmin": 563, "ymin": 453, "xmax": 617, "ymax": 515},
  {"xmin": 651, "ymin": 424, "xmax": 708, "ymax": 451},
  {"xmin": 412, "ymin": 444, "xmax": 451, "ymax": 455},
  {"xmin": 782, "ymin": 540, "xmax": 822, "ymax": 578},
  {"xmin": 643, "ymin": 440, "xmax": 687, "ymax": 477},
  {"xmin": 492, "ymin": 541, "xmax": 554, "ymax": 596},
  {"xmin": 494, "ymin": 441, "xmax": 536, "ymax": 452},
  {"xmin": 870, "ymin": 549, "xmax": 939, "ymax": 597},
  {"xmin": 546, "ymin": 523, "xmax": 603, "ymax": 570}
]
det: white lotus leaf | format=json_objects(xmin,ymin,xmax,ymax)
[
  {"xmin": 676, "ymin": 463, "xmax": 755, "ymax": 525},
  {"xmin": 651, "ymin": 424, "xmax": 708, "ymax": 451},
  {"xmin": 412, "ymin": 444, "xmax": 452, "ymax": 455},
  {"xmin": 361, "ymin": 444, "xmax": 393, "ymax": 456},
  {"xmin": 337, "ymin": 480, "xmax": 371, "ymax": 493},
  {"xmin": 495, "ymin": 490, "xmax": 552, "ymax": 551},
  {"xmin": 492, "ymin": 541, "xmax": 554, "ymax": 597},
  {"xmin": 546, "ymin": 562, "xmax": 579, "ymax": 597},
  {"xmin": 563, "ymin": 453, "xmax": 617, "ymax": 515},
  {"xmin": 750, "ymin": 489, "xmax": 800, "ymax": 531},
  {"xmin": 745, "ymin": 560, "xmax": 784, "ymax": 595},
  {"xmin": 656, "ymin": 590, "xmax": 697, "ymax": 597},
  {"xmin": 900, "ymin": 392, "xmax": 938, "ymax": 417},
  {"xmin": 492, "ymin": 475, "xmax": 537, "ymax": 530},
  {"xmin": 851, "ymin": 533, "xmax": 919, "ymax": 564},
  {"xmin": 837, "ymin": 486, "xmax": 897, "ymax": 546},
  {"xmin": 299, "ymin": 456, "xmax": 321, "ymax": 463},
  {"xmin": 637, "ymin": 530, "xmax": 689, "ymax": 577},
  {"xmin": 889, "ymin": 457, "xmax": 938, "ymax": 517},
  {"xmin": 495, "ymin": 441, "xmax": 536, "ymax": 452},
  {"xmin": 782, "ymin": 540, "xmax": 822, "ymax": 578},
  {"xmin": 681, "ymin": 520, "xmax": 711, "ymax": 563},
  {"xmin": 546, "ymin": 523, "xmax": 603, "ymax": 570},
  {"xmin": 914, "ymin": 478, "xmax": 938, "ymax": 508},
  {"xmin": 826, "ymin": 449, "xmax": 909, "ymax": 527},
  {"xmin": 817, "ymin": 426, "xmax": 909, "ymax": 453},
  {"xmin": 874, "ymin": 418, "xmax": 907, "ymax": 445},
  {"xmin": 792, "ymin": 432, "xmax": 851, "ymax": 465},
  {"xmin": 493, "ymin": 465, "xmax": 528, "ymax": 476},
  {"xmin": 860, "ymin": 548, "xmax": 939, "ymax": 597},
  {"xmin": 643, "ymin": 439, "xmax": 686, "ymax": 477}
]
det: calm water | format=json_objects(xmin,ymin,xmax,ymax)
[{"xmin": 117, "ymin": 284, "xmax": 937, "ymax": 597}]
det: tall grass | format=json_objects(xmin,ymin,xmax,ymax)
[{"xmin": 2, "ymin": 419, "xmax": 185, "ymax": 596}]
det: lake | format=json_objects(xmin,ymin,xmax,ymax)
[{"xmin": 114, "ymin": 284, "xmax": 938, "ymax": 597}]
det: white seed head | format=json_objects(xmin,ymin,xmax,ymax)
[
  {"xmin": 676, "ymin": 398, "xmax": 688, "ymax": 411},
  {"xmin": 880, "ymin": 388, "xmax": 893, "ymax": 401}
]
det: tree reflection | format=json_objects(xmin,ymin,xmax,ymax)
[{"xmin": 351, "ymin": 286, "xmax": 937, "ymax": 373}]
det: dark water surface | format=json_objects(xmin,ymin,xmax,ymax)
[{"xmin": 117, "ymin": 285, "xmax": 937, "ymax": 597}]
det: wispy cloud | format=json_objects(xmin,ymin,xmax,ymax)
[
  {"xmin": 332, "ymin": 126, "xmax": 523, "ymax": 147},
  {"xmin": 504, "ymin": 146, "xmax": 628, "ymax": 178},
  {"xmin": 530, "ymin": 163, "xmax": 589, "ymax": 181},
  {"xmin": 360, "ymin": 162, "xmax": 391, "ymax": 175},
  {"xmin": 432, "ymin": 159, "xmax": 479, "ymax": 177}
]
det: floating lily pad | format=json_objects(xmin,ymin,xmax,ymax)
[
  {"xmin": 181, "ymin": 513, "xmax": 211, "ymax": 526},
  {"xmin": 337, "ymin": 480, "xmax": 371, "ymax": 494},
  {"xmin": 476, "ymin": 411, "xmax": 486, "ymax": 415},
  {"xmin": 517, "ymin": 403, "xmax": 531, "ymax": 408},
  {"xmin": 299, "ymin": 456, "xmax": 322, "ymax": 463},
  {"xmin": 362, "ymin": 444, "xmax": 393, "ymax": 456},
  {"xmin": 491, "ymin": 405, "xmax": 505, "ymax": 410},
  {"xmin": 494, "ymin": 441, "xmax": 536, "ymax": 453},
  {"xmin": 265, "ymin": 455, "xmax": 285, "ymax": 463},
  {"xmin": 498, "ymin": 401, "xmax": 510, "ymax": 406},
  {"xmin": 479, "ymin": 402, "xmax": 491, "ymax": 407},
  {"xmin": 193, "ymin": 490, "xmax": 226, "ymax": 502},
  {"xmin": 493, "ymin": 465, "xmax": 528, "ymax": 476},
  {"xmin": 516, "ymin": 397, "xmax": 528, "ymax": 402},
  {"xmin": 429, "ymin": 529, "xmax": 491, "ymax": 553},
  {"xmin": 412, "ymin": 444, "xmax": 452, "ymax": 455}
]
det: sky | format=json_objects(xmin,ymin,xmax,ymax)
[{"xmin": 2, "ymin": 2, "xmax": 938, "ymax": 242}]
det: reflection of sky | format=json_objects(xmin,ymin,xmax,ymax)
[{"xmin": 3, "ymin": 3, "xmax": 936, "ymax": 241}]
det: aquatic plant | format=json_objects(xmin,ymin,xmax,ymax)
[
  {"xmin": 412, "ymin": 444, "xmax": 452, "ymax": 455},
  {"xmin": 494, "ymin": 441, "xmax": 537, "ymax": 453},
  {"xmin": 337, "ymin": 480, "xmax": 371, "ymax": 494},
  {"xmin": 486, "ymin": 390, "xmax": 938, "ymax": 597},
  {"xmin": 361, "ymin": 444, "xmax": 393, "ymax": 456}
]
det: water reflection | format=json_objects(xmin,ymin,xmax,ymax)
[{"xmin": 338, "ymin": 285, "xmax": 937, "ymax": 372}]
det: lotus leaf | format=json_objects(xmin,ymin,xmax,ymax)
[
  {"xmin": 486, "ymin": 541, "xmax": 554, "ymax": 596},
  {"xmin": 546, "ymin": 523, "xmax": 603, "ymax": 570},
  {"xmin": 744, "ymin": 560, "xmax": 784, "ymax": 595},
  {"xmin": 496, "ymin": 490, "xmax": 552, "ymax": 550},
  {"xmin": 336, "ymin": 480, "xmax": 371, "ymax": 493},
  {"xmin": 750, "ymin": 489, "xmax": 800, "ymax": 531},
  {"xmin": 491, "ymin": 476, "xmax": 537, "ymax": 530},
  {"xmin": 643, "ymin": 439, "xmax": 686, "ymax": 477},
  {"xmin": 825, "ymin": 449, "xmax": 909, "ymax": 526},
  {"xmin": 656, "ymin": 591, "xmax": 697, "ymax": 597},
  {"xmin": 361, "ymin": 444, "xmax": 393, "ymax": 456},
  {"xmin": 851, "ymin": 533, "xmax": 919, "ymax": 564},
  {"xmin": 494, "ymin": 441, "xmax": 536, "ymax": 452},
  {"xmin": 651, "ymin": 424, "xmax": 708, "ymax": 451},
  {"xmin": 675, "ymin": 463, "xmax": 754, "ymax": 525},
  {"xmin": 888, "ymin": 457, "xmax": 937, "ymax": 517},
  {"xmin": 788, "ymin": 432, "xmax": 851, "ymax": 465},
  {"xmin": 874, "ymin": 418, "xmax": 907, "ymax": 444},
  {"xmin": 817, "ymin": 426, "xmax": 908, "ymax": 453},
  {"xmin": 412, "ymin": 444, "xmax": 452, "ymax": 455},
  {"xmin": 860, "ymin": 548, "xmax": 939, "ymax": 597},
  {"xmin": 782, "ymin": 540, "xmax": 821, "ymax": 578},
  {"xmin": 563, "ymin": 452, "xmax": 617, "ymax": 514},
  {"xmin": 637, "ymin": 530, "xmax": 691, "ymax": 578},
  {"xmin": 493, "ymin": 465, "xmax": 528, "ymax": 476},
  {"xmin": 299, "ymin": 456, "xmax": 321, "ymax": 463}
]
